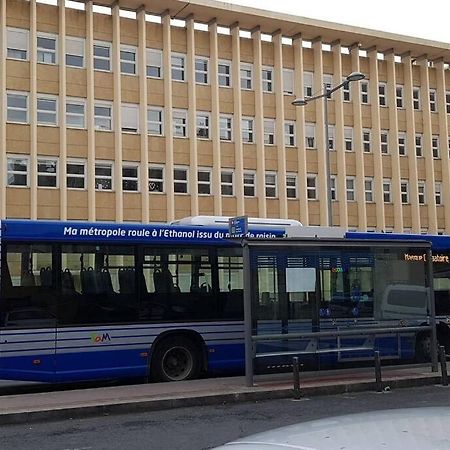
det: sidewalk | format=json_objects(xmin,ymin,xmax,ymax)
[{"xmin": 0, "ymin": 363, "xmax": 446, "ymax": 425}]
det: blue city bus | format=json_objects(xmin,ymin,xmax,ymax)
[
  {"xmin": 0, "ymin": 219, "xmax": 441, "ymax": 383},
  {"xmin": 347, "ymin": 231, "xmax": 450, "ymax": 356},
  {"xmin": 0, "ymin": 219, "xmax": 286, "ymax": 383}
]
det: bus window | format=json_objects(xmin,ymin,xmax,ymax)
[
  {"xmin": 1, "ymin": 244, "xmax": 56, "ymax": 328},
  {"xmin": 143, "ymin": 247, "xmax": 216, "ymax": 320},
  {"xmin": 60, "ymin": 245, "xmax": 137, "ymax": 325}
]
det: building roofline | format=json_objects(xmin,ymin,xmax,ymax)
[{"xmin": 77, "ymin": 0, "xmax": 450, "ymax": 61}]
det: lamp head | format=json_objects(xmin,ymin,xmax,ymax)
[
  {"xmin": 346, "ymin": 71, "xmax": 365, "ymax": 82},
  {"xmin": 292, "ymin": 98, "xmax": 308, "ymax": 106}
]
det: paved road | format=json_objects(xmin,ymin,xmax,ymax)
[{"xmin": 3, "ymin": 385, "xmax": 450, "ymax": 450}]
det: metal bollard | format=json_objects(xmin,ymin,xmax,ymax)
[
  {"xmin": 293, "ymin": 357, "xmax": 301, "ymax": 399},
  {"xmin": 374, "ymin": 351, "xmax": 382, "ymax": 392},
  {"xmin": 439, "ymin": 345, "xmax": 448, "ymax": 387}
]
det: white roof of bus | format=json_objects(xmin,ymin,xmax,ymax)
[{"xmin": 171, "ymin": 216, "xmax": 302, "ymax": 227}]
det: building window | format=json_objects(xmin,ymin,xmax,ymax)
[
  {"xmin": 174, "ymin": 167, "xmax": 188, "ymax": 194},
  {"xmin": 7, "ymin": 92, "xmax": 28, "ymax": 123},
  {"xmin": 221, "ymin": 171, "xmax": 234, "ymax": 196},
  {"xmin": 381, "ymin": 130, "xmax": 389, "ymax": 154},
  {"xmin": 120, "ymin": 46, "xmax": 137, "ymax": 75},
  {"xmin": 147, "ymin": 107, "xmax": 164, "ymax": 135},
  {"xmin": 173, "ymin": 110, "xmax": 188, "ymax": 137},
  {"xmin": 197, "ymin": 169, "xmax": 211, "ymax": 195},
  {"xmin": 323, "ymin": 74, "xmax": 333, "ymax": 91},
  {"xmin": 342, "ymin": 79, "xmax": 351, "ymax": 101},
  {"xmin": 398, "ymin": 132, "xmax": 406, "ymax": 156},
  {"xmin": 146, "ymin": 49, "xmax": 162, "ymax": 78},
  {"xmin": 435, "ymin": 182, "xmax": 442, "ymax": 205},
  {"xmin": 305, "ymin": 123, "xmax": 315, "ymax": 148},
  {"xmin": 196, "ymin": 112, "xmax": 210, "ymax": 139},
  {"xmin": 401, "ymin": 180, "xmax": 409, "ymax": 204},
  {"xmin": 240, "ymin": 64, "xmax": 253, "ymax": 90},
  {"xmin": 7, "ymin": 27, "xmax": 29, "ymax": 60},
  {"xmin": 378, "ymin": 83, "xmax": 387, "ymax": 107},
  {"xmin": 264, "ymin": 119, "xmax": 275, "ymax": 145},
  {"xmin": 446, "ymin": 92, "xmax": 450, "ymax": 114},
  {"xmin": 364, "ymin": 177, "xmax": 374, "ymax": 202},
  {"xmin": 344, "ymin": 127, "xmax": 353, "ymax": 151},
  {"xmin": 195, "ymin": 57, "xmax": 209, "ymax": 84},
  {"xmin": 285, "ymin": 121, "xmax": 296, "ymax": 147},
  {"xmin": 265, "ymin": 172, "xmax": 277, "ymax": 198},
  {"xmin": 242, "ymin": 118, "xmax": 254, "ymax": 144},
  {"xmin": 93, "ymin": 42, "xmax": 111, "ymax": 71},
  {"xmin": 66, "ymin": 98, "xmax": 85, "ymax": 129},
  {"xmin": 94, "ymin": 103, "xmax": 112, "ymax": 131},
  {"xmin": 37, "ymin": 158, "xmax": 58, "ymax": 188},
  {"xmin": 121, "ymin": 104, "xmax": 139, "ymax": 133},
  {"xmin": 415, "ymin": 134, "xmax": 423, "ymax": 157},
  {"xmin": 7, "ymin": 156, "xmax": 28, "ymax": 187},
  {"xmin": 262, "ymin": 67, "xmax": 273, "ymax": 93},
  {"xmin": 148, "ymin": 166, "xmax": 164, "ymax": 193},
  {"xmin": 171, "ymin": 54, "xmax": 186, "ymax": 81},
  {"xmin": 37, "ymin": 33, "xmax": 57, "ymax": 64},
  {"xmin": 37, "ymin": 96, "xmax": 57, "ymax": 126},
  {"xmin": 307, "ymin": 175, "xmax": 317, "ymax": 200},
  {"xmin": 396, "ymin": 85, "xmax": 404, "ymax": 108},
  {"xmin": 303, "ymin": 72, "xmax": 313, "ymax": 97},
  {"xmin": 429, "ymin": 89, "xmax": 437, "ymax": 112},
  {"xmin": 67, "ymin": 160, "xmax": 85, "ymax": 189},
  {"xmin": 361, "ymin": 80, "xmax": 369, "ymax": 104},
  {"xmin": 95, "ymin": 162, "xmax": 113, "ymax": 190},
  {"xmin": 286, "ymin": 174, "xmax": 297, "ymax": 199},
  {"xmin": 243, "ymin": 172, "xmax": 255, "ymax": 197},
  {"xmin": 432, "ymin": 135, "xmax": 440, "ymax": 158},
  {"xmin": 330, "ymin": 175, "xmax": 337, "ymax": 200},
  {"xmin": 327, "ymin": 125, "xmax": 335, "ymax": 150},
  {"xmin": 418, "ymin": 181, "xmax": 426, "ymax": 205},
  {"xmin": 383, "ymin": 179, "xmax": 392, "ymax": 203},
  {"xmin": 122, "ymin": 164, "xmax": 139, "ymax": 192},
  {"xmin": 283, "ymin": 69, "xmax": 294, "ymax": 95},
  {"xmin": 346, "ymin": 177, "xmax": 355, "ymax": 201},
  {"xmin": 220, "ymin": 116, "xmax": 233, "ymax": 141},
  {"xmin": 413, "ymin": 87, "xmax": 421, "ymax": 110},
  {"xmin": 65, "ymin": 37, "xmax": 84, "ymax": 68},
  {"xmin": 363, "ymin": 129, "xmax": 371, "ymax": 153},
  {"xmin": 218, "ymin": 60, "xmax": 231, "ymax": 87}
]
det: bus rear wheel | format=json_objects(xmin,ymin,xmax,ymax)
[{"xmin": 151, "ymin": 336, "xmax": 201, "ymax": 382}]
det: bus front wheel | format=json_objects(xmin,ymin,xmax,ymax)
[{"xmin": 151, "ymin": 336, "xmax": 201, "ymax": 382}]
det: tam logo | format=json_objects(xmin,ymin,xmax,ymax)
[{"xmin": 91, "ymin": 333, "xmax": 111, "ymax": 343}]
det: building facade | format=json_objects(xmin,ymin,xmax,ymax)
[{"xmin": 1, "ymin": 0, "xmax": 450, "ymax": 232}]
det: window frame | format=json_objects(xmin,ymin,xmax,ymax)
[
  {"xmin": 429, "ymin": 89, "xmax": 437, "ymax": 112},
  {"xmin": 146, "ymin": 48, "xmax": 163, "ymax": 79},
  {"xmin": 221, "ymin": 170, "xmax": 234, "ymax": 196},
  {"xmin": 241, "ymin": 117, "xmax": 255, "ymax": 144},
  {"xmin": 364, "ymin": 177, "xmax": 374, "ymax": 202},
  {"xmin": 262, "ymin": 66, "xmax": 274, "ymax": 93},
  {"xmin": 243, "ymin": 171, "xmax": 256, "ymax": 197},
  {"xmin": 283, "ymin": 69, "xmax": 294, "ymax": 95},
  {"xmin": 66, "ymin": 97, "xmax": 86, "ymax": 129},
  {"xmin": 432, "ymin": 135, "xmax": 440, "ymax": 159},
  {"xmin": 174, "ymin": 166, "xmax": 189, "ymax": 194},
  {"xmin": 121, "ymin": 103, "xmax": 139, "ymax": 134},
  {"xmin": 173, "ymin": 109, "xmax": 188, "ymax": 138},
  {"xmin": 401, "ymin": 180, "xmax": 409, "ymax": 204},
  {"xmin": 284, "ymin": 121, "xmax": 296, "ymax": 147},
  {"xmin": 120, "ymin": 45, "xmax": 137, "ymax": 76},
  {"xmin": 148, "ymin": 165, "xmax": 164, "ymax": 193},
  {"xmin": 66, "ymin": 159, "xmax": 86, "ymax": 190},
  {"xmin": 383, "ymin": 179, "xmax": 392, "ymax": 203},
  {"xmin": 195, "ymin": 57, "xmax": 209, "ymax": 85},
  {"xmin": 346, "ymin": 176, "xmax": 356, "ymax": 201},
  {"xmin": 306, "ymin": 174, "xmax": 317, "ymax": 200},
  {"xmin": 240, "ymin": 63, "xmax": 253, "ymax": 90},
  {"xmin": 93, "ymin": 41, "xmax": 112, "ymax": 72},
  {"xmin": 37, "ymin": 94, "xmax": 58, "ymax": 126},
  {"xmin": 398, "ymin": 132, "xmax": 407, "ymax": 156},
  {"xmin": 197, "ymin": 168, "xmax": 212, "ymax": 196},
  {"xmin": 122, "ymin": 163, "xmax": 139, "ymax": 192},
  {"xmin": 171, "ymin": 53, "xmax": 186, "ymax": 82},
  {"xmin": 94, "ymin": 101, "xmax": 113, "ymax": 131},
  {"xmin": 95, "ymin": 160, "xmax": 114, "ymax": 191},
  {"xmin": 415, "ymin": 134, "xmax": 423, "ymax": 157},
  {"xmin": 360, "ymin": 80, "xmax": 369, "ymax": 104},
  {"xmin": 265, "ymin": 172, "xmax": 277, "ymax": 198},
  {"xmin": 6, "ymin": 27, "xmax": 29, "ymax": 61},
  {"xmin": 218, "ymin": 60, "xmax": 232, "ymax": 87},
  {"xmin": 381, "ymin": 130, "xmax": 389, "ymax": 154},
  {"xmin": 65, "ymin": 36, "xmax": 85, "ymax": 68},
  {"xmin": 263, "ymin": 119, "xmax": 275, "ymax": 145},
  {"xmin": 147, "ymin": 107, "xmax": 164, "ymax": 136},
  {"xmin": 396, "ymin": 85, "xmax": 404, "ymax": 109},
  {"xmin": 418, "ymin": 181, "xmax": 426, "ymax": 205},
  {"xmin": 37, "ymin": 157, "xmax": 58, "ymax": 188},
  {"xmin": 196, "ymin": 112, "xmax": 210, "ymax": 140},
  {"xmin": 219, "ymin": 115, "xmax": 233, "ymax": 142},
  {"xmin": 413, "ymin": 87, "xmax": 421, "ymax": 110},
  {"xmin": 6, "ymin": 91, "xmax": 29, "ymax": 124},
  {"xmin": 37, "ymin": 32, "xmax": 58, "ymax": 65},
  {"xmin": 7, "ymin": 155, "xmax": 29, "ymax": 187},
  {"xmin": 286, "ymin": 173, "xmax": 297, "ymax": 199},
  {"xmin": 305, "ymin": 123, "xmax": 315, "ymax": 149}
]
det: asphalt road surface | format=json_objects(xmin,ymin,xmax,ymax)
[{"xmin": 3, "ymin": 384, "xmax": 450, "ymax": 450}]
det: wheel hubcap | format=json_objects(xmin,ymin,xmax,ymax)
[{"xmin": 162, "ymin": 346, "xmax": 193, "ymax": 381}]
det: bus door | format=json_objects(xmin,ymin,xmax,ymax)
[
  {"xmin": 0, "ymin": 244, "xmax": 57, "ymax": 382},
  {"xmin": 318, "ymin": 250, "xmax": 378, "ymax": 365}
]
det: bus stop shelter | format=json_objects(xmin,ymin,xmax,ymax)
[{"xmin": 242, "ymin": 237, "xmax": 438, "ymax": 387}]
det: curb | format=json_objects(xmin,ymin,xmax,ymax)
[{"xmin": 0, "ymin": 375, "xmax": 443, "ymax": 425}]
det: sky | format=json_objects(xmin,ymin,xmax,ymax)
[{"xmin": 225, "ymin": 0, "xmax": 450, "ymax": 44}]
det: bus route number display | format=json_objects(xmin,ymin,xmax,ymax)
[{"xmin": 229, "ymin": 216, "xmax": 248, "ymax": 238}]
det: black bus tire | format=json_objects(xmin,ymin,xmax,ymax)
[{"xmin": 151, "ymin": 336, "xmax": 201, "ymax": 382}]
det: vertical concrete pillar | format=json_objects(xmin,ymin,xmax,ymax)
[
  {"xmin": 0, "ymin": 0, "xmax": 6, "ymax": 218},
  {"xmin": 85, "ymin": 0, "xmax": 96, "ymax": 221},
  {"xmin": 208, "ymin": 19, "xmax": 222, "ymax": 216},
  {"xmin": 162, "ymin": 11, "xmax": 174, "ymax": 222},
  {"xmin": 231, "ymin": 23, "xmax": 244, "ymax": 215},
  {"xmin": 273, "ymin": 31, "xmax": 287, "ymax": 219},
  {"xmin": 293, "ymin": 35, "xmax": 309, "ymax": 225},
  {"xmin": 137, "ymin": 7, "xmax": 149, "ymax": 223},
  {"xmin": 350, "ymin": 45, "xmax": 366, "ymax": 230},
  {"xmin": 251, "ymin": 27, "xmax": 267, "ymax": 218},
  {"xmin": 332, "ymin": 41, "xmax": 348, "ymax": 229},
  {"xmin": 367, "ymin": 48, "xmax": 385, "ymax": 231}
]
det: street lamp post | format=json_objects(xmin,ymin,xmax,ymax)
[{"xmin": 292, "ymin": 72, "xmax": 365, "ymax": 227}]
